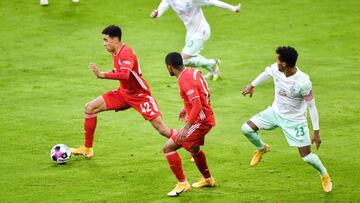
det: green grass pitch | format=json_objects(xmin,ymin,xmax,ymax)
[{"xmin": 1, "ymin": 0, "xmax": 359, "ymax": 202}]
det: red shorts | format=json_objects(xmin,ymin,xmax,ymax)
[
  {"xmin": 171, "ymin": 123, "xmax": 213, "ymax": 151},
  {"xmin": 102, "ymin": 90, "xmax": 161, "ymax": 120}
]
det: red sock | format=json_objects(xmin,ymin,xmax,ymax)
[
  {"xmin": 191, "ymin": 150, "xmax": 211, "ymax": 179},
  {"xmin": 84, "ymin": 113, "xmax": 97, "ymax": 148},
  {"xmin": 164, "ymin": 151, "xmax": 186, "ymax": 182}
]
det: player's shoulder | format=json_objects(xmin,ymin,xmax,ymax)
[
  {"xmin": 295, "ymin": 67, "xmax": 312, "ymax": 90},
  {"xmin": 120, "ymin": 44, "xmax": 136, "ymax": 56},
  {"xmin": 264, "ymin": 63, "xmax": 278, "ymax": 76},
  {"xmin": 183, "ymin": 68, "xmax": 203, "ymax": 80},
  {"xmin": 179, "ymin": 68, "xmax": 196, "ymax": 86},
  {"xmin": 296, "ymin": 67, "xmax": 311, "ymax": 83}
]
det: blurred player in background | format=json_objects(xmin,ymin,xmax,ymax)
[
  {"xmin": 241, "ymin": 46, "xmax": 332, "ymax": 192},
  {"xmin": 40, "ymin": 0, "xmax": 79, "ymax": 6},
  {"xmin": 71, "ymin": 25, "xmax": 176, "ymax": 158},
  {"xmin": 163, "ymin": 52, "xmax": 216, "ymax": 197},
  {"xmin": 151, "ymin": 0, "xmax": 241, "ymax": 81}
]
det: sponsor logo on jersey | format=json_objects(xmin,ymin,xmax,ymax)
[{"xmin": 123, "ymin": 60, "xmax": 132, "ymax": 65}]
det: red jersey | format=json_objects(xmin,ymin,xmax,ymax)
[
  {"xmin": 104, "ymin": 44, "xmax": 150, "ymax": 95},
  {"xmin": 178, "ymin": 68, "xmax": 215, "ymax": 126}
]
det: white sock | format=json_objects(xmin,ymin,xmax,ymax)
[
  {"xmin": 183, "ymin": 55, "xmax": 216, "ymax": 72},
  {"xmin": 302, "ymin": 153, "xmax": 327, "ymax": 175}
]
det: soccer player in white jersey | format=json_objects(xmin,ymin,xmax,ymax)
[
  {"xmin": 241, "ymin": 46, "xmax": 332, "ymax": 192},
  {"xmin": 40, "ymin": 0, "xmax": 79, "ymax": 6},
  {"xmin": 150, "ymin": 0, "xmax": 241, "ymax": 81}
]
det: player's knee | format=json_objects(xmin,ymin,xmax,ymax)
[
  {"xmin": 241, "ymin": 122, "xmax": 255, "ymax": 135},
  {"xmin": 163, "ymin": 144, "xmax": 171, "ymax": 153},
  {"xmin": 84, "ymin": 102, "xmax": 95, "ymax": 114},
  {"xmin": 84, "ymin": 103, "xmax": 91, "ymax": 112}
]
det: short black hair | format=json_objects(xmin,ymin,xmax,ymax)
[
  {"xmin": 276, "ymin": 46, "xmax": 298, "ymax": 67},
  {"xmin": 165, "ymin": 52, "xmax": 183, "ymax": 69},
  {"xmin": 102, "ymin": 25, "xmax": 122, "ymax": 41}
]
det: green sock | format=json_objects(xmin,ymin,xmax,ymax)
[
  {"xmin": 302, "ymin": 153, "xmax": 327, "ymax": 175},
  {"xmin": 183, "ymin": 55, "xmax": 215, "ymax": 72},
  {"xmin": 241, "ymin": 123, "xmax": 265, "ymax": 150}
]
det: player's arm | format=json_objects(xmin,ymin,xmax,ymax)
[
  {"xmin": 89, "ymin": 62, "xmax": 131, "ymax": 80},
  {"xmin": 242, "ymin": 70, "xmax": 271, "ymax": 97},
  {"xmin": 178, "ymin": 107, "xmax": 187, "ymax": 122},
  {"xmin": 103, "ymin": 68, "xmax": 131, "ymax": 80},
  {"xmin": 305, "ymin": 90, "xmax": 321, "ymax": 150},
  {"xmin": 177, "ymin": 98, "xmax": 202, "ymax": 144},
  {"xmin": 150, "ymin": 0, "xmax": 170, "ymax": 18},
  {"xmin": 176, "ymin": 84, "xmax": 202, "ymax": 143},
  {"xmin": 201, "ymin": 0, "xmax": 241, "ymax": 12}
]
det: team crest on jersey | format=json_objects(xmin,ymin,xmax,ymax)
[
  {"xmin": 290, "ymin": 86, "xmax": 297, "ymax": 93},
  {"xmin": 186, "ymin": 89, "xmax": 194, "ymax": 95}
]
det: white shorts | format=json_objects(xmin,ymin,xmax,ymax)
[
  {"xmin": 250, "ymin": 107, "xmax": 311, "ymax": 147},
  {"xmin": 182, "ymin": 31, "xmax": 210, "ymax": 56}
]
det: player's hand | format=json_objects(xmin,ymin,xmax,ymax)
[
  {"xmin": 89, "ymin": 63, "xmax": 105, "ymax": 79},
  {"xmin": 234, "ymin": 3, "xmax": 241, "ymax": 12},
  {"xmin": 178, "ymin": 108, "xmax": 186, "ymax": 122},
  {"xmin": 242, "ymin": 84, "xmax": 255, "ymax": 97},
  {"xmin": 176, "ymin": 125, "xmax": 189, "ymax": 144},
  {"xmin": 150, "ymin": 9, "xmax": 158, "ymax": 18},
  {"xmin": 311, "ymin": 130, "xmax": 321, "ymax": 150}
]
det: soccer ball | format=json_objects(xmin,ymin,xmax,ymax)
[{"xmin": 50, "ymin": 144, "xmax": 71, "ymax": 164}]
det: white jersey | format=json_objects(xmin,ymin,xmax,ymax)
[
  {"xmin": 265, "ymin": 63, "xmax": 312, "ymax": 122},
  {"xmin": 156, "ymin": 0, "xmax": 237, "ymax": 38}
]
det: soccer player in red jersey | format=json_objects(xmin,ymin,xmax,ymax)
[
  {"xmin": 71, "ymin": 25, "xmax": 175, "ymax": 158},
  {"xmin": 163, "ymin": 52, "xmax": 216, "ymax": 197}
]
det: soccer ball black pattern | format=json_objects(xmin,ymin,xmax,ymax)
[{"xmin": 50, "ymin": 144, "xmax": 71, "ymax": 164}]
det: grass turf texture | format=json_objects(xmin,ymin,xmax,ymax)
[{"xmin": 1, "ymin": 0, "xmax": 360, "ymax": 202}]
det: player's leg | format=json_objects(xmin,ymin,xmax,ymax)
[
  {"xmin": 189, "ymin": 146, "xmax": 216, "ymax": 188},
  {"xmin": 299, "ymin": 146, "xmax": 327, "ymax": 175},
  {"xmin": 128, "ymin": 93, "xmax": 175, "ymax": 138},
  {"xmin": 150, "ymin": 116, "xmax": 176, "ymax": 138},
  {"xmin": 71, "ymin": 96, "xmax": 107, "ymax": 158},
  {"xmin": 241, "ymin": 107, "xmax": 277, "ymax": 166},
  {"xmin": 281, "ymin": 120, "xmax": 332, "ymax": 192},
  {"xmin": 72, "ymin": 90, "xmax": 130, "ymax": 158},
  {"xmin": 71, "ymin": 96, "xmax": 106, "ymax": 157},
  {"xmin": 241, "ymin": 121, "xmax": 265, "ymax": 150},
  {"xmin": 180, "ymin": 124, "xmax": 215, "ymax": 188},
  {"xmin": 299, "ymin": 146, "xmax": 332, "ymax": 192},
  {"xmin": 163, "ymin": 139, "xmax": 191, "ymax": 197},
  {"xmin": 181, "ymin": 34, "xmax": 218, "ymax": 80}
]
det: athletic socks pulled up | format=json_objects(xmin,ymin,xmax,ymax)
[
  {"xmin": 165, "ymin": 151, "xmax": 186, "ymax": 183},
  {"xmin": 191, "ymin": 150, "xmax": 211, "ymax": 179},
  {"xmin": 84, "ymin": 113, "xmax": 97, "ymax": 148}
]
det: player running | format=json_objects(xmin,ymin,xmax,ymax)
[
  {"xmin": 241, "ymin": 46, "xmax": 332, "ymax": 192},
  {"xmin": 71, "ymin": 25, "xmax": 175, "ymax": 158},
  {"xmin": 163, "ymin": 52, "xmax": 216, "ymax": 197},
  {"xmin": 150, "ymin": 0, "xmax": 241, "ymax": 81}
]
